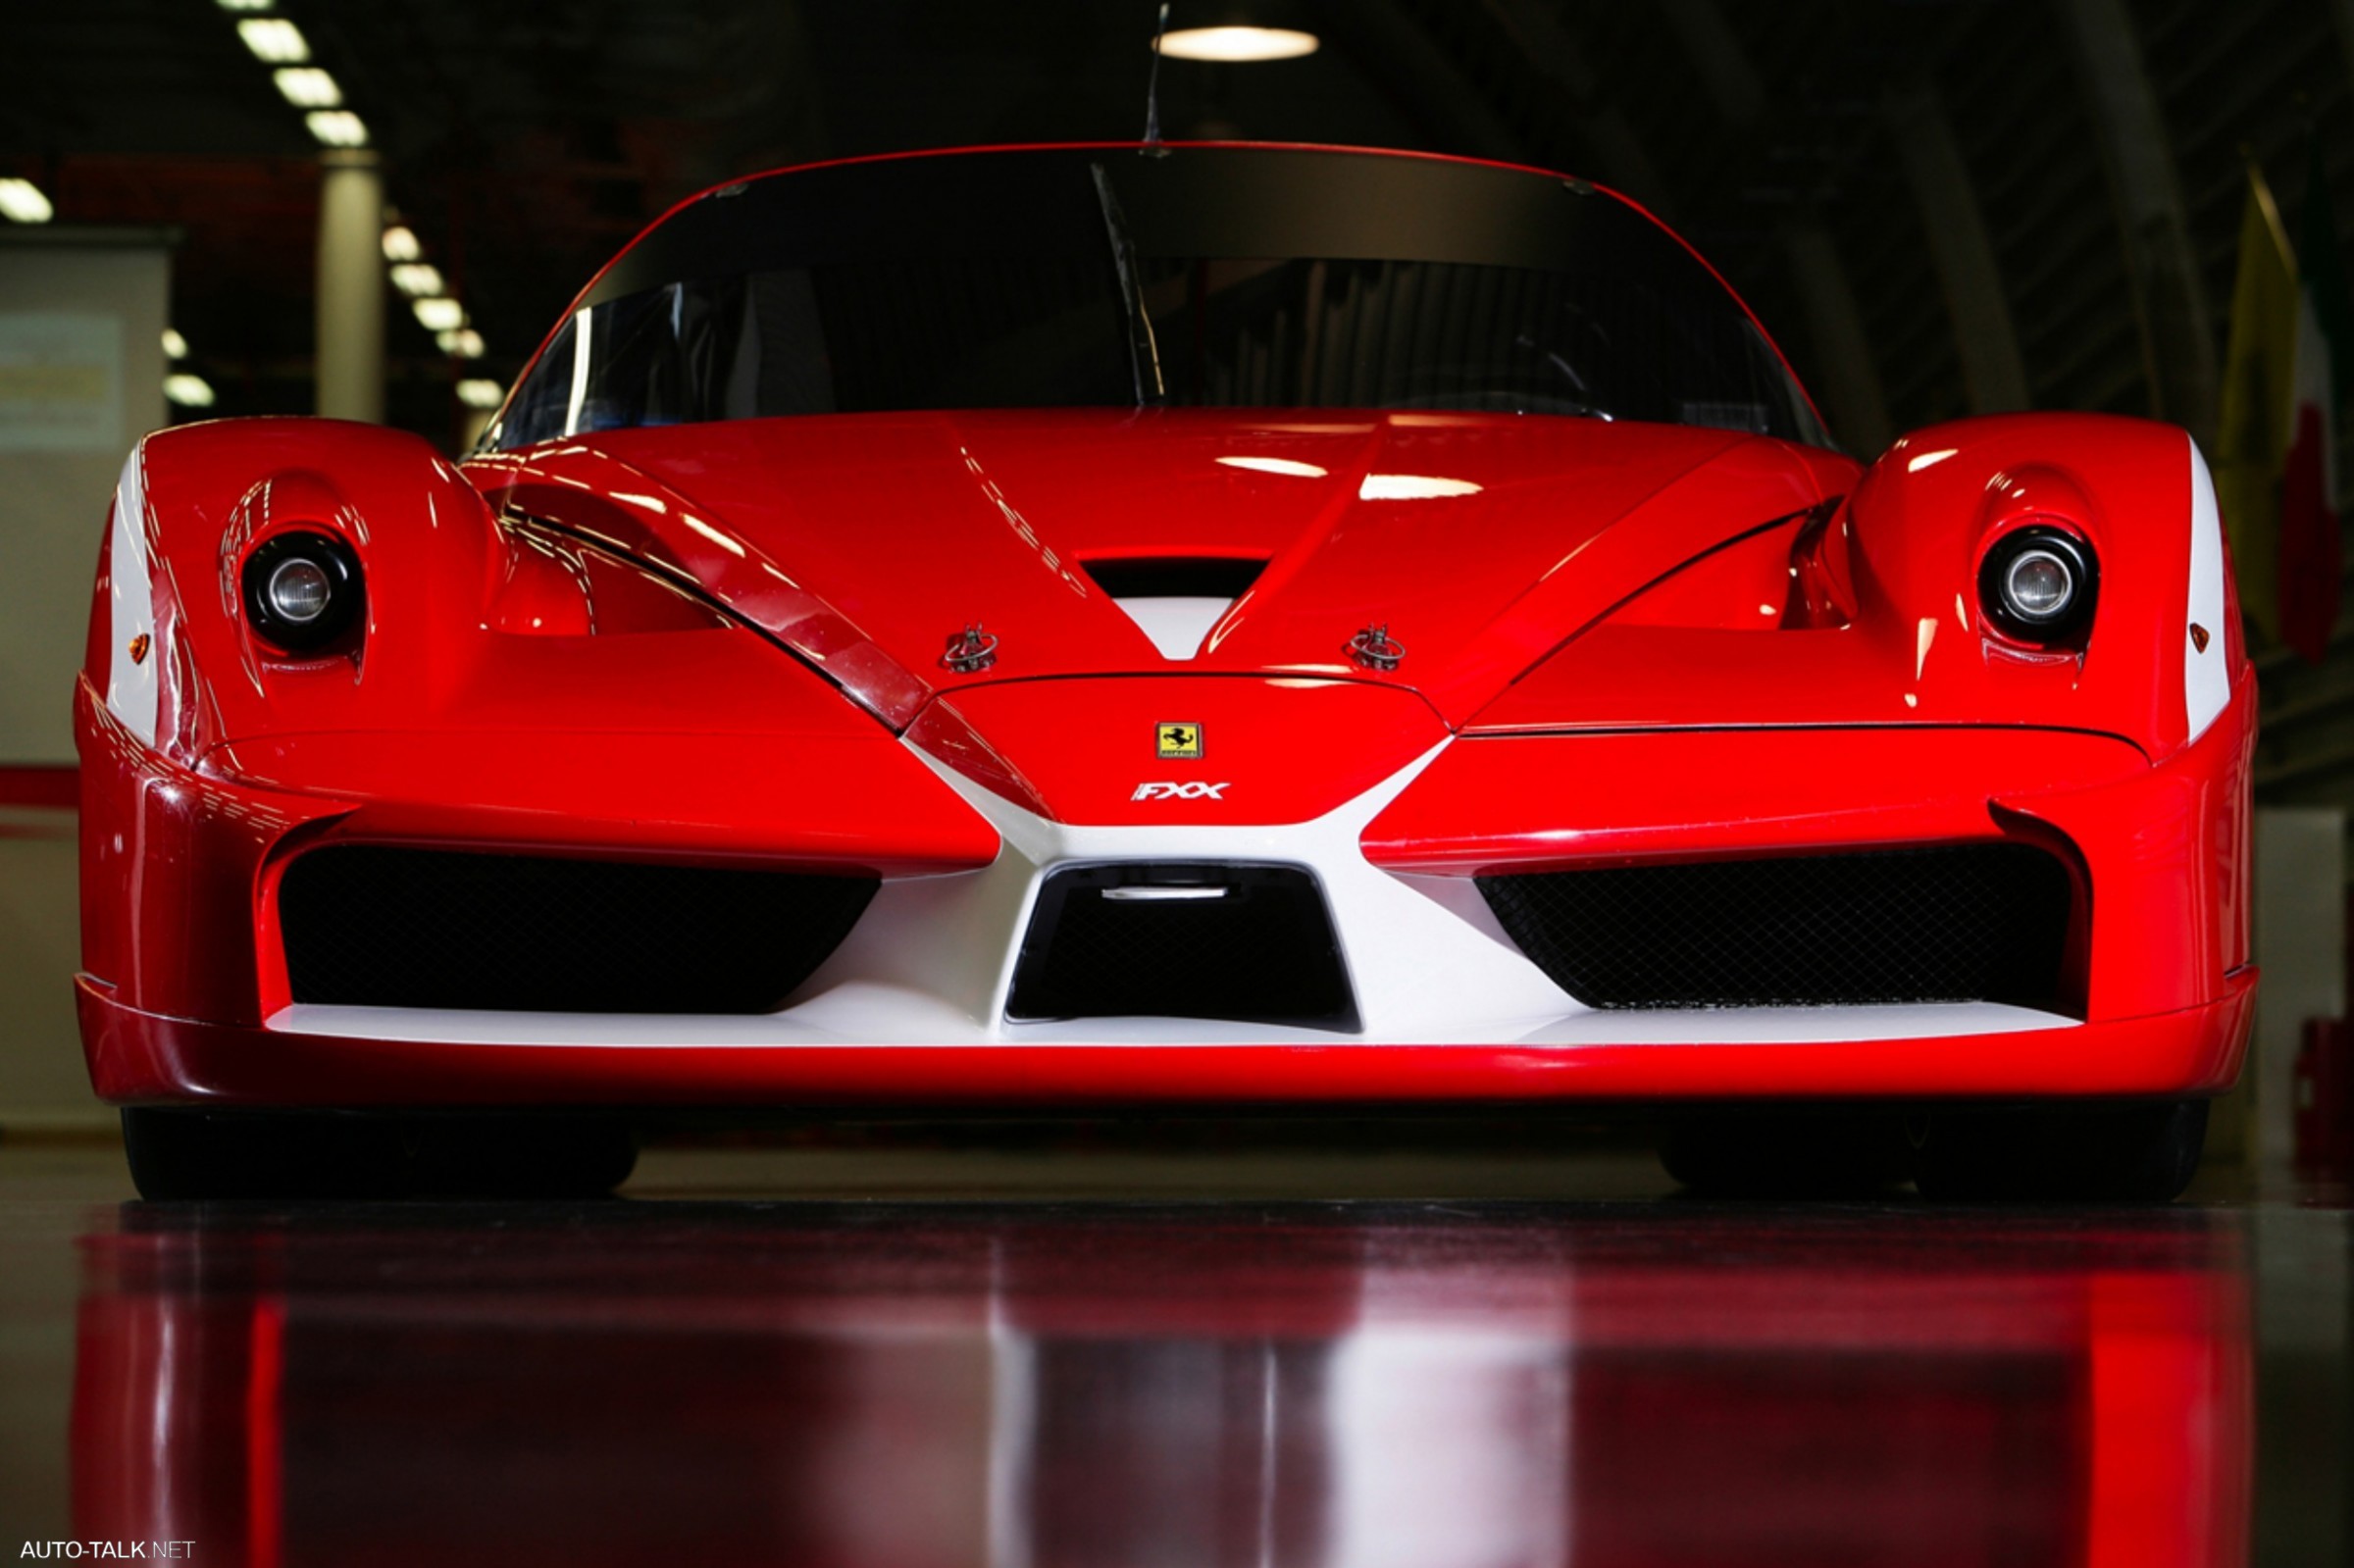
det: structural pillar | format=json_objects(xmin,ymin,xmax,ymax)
[
  {"xmin": 1779, "ymin": 219, "xmax": 1895, "ymax": 455},
  {"xmin": 2056, "ymin": 0, "xmax": 2219, "ymax": 445},
  {"xmin": 315, "ymin": 149, "xmax": 385, "ymax": 424},
  {"xmin": 1659, "ymin": 0, "xmax": 1894, "ymax": 453},
  {"xmin": 1884, "ymin": 80, "xmax": 2034, "ymax": 415}
]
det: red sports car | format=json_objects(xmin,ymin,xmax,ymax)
[{"xmin": 77, "ymin": 143, "xmax": 2254, "ymax": 1200}]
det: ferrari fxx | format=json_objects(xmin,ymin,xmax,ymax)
[{"xmin": 77, "ymin": 144, "xmax": 2253, "ymax": 1198}]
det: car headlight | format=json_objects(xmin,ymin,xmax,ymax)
[
  {"xmin": 242, "ymin": 531, "xmax": 364, "ymax": 653},
  {"xmin": 1978, "ymin": 525, "xmax": 2096, "ymax": 644}
]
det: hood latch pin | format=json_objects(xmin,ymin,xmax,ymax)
[
  {"xmin": 941, "ymin": 624, "xmax": 1000, "ymax": 673},
  {"xmin": 1346, "ymin": 624, "xmax": 1406, "ymax": 673}
]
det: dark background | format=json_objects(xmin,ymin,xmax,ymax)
[
  {"xmin": 2, "ymin": 1, "xmax": 2341, "ymax": 447},
  {"xmin": 4, "ymin": 0, "xmax": 2352, "ymax": 786}
]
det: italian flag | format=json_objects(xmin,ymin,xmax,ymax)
[{"xmin": 2219, "ymin": 152, "xmax": 2351, "ymax": 664}]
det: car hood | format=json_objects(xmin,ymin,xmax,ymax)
[{"xmin": 470, "ymin": 409, "xmax": 1851, "ymax": 731}]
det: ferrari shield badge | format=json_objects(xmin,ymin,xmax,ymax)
[{"xmin": 1156, "ymin": 722, "xmax": 1203, "ymax": 760}]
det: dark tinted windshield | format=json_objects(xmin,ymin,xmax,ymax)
[{"xmin": 488, "ymin": 146, "xmax": 1827, "ymax": 450}]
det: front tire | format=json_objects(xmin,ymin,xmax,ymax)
[
  {"xmin": 121, "ymin": 1108, "xmax": 639, "ymax": 1201},
  {"xmin": 1911, "ymin": 1099, "xmax": 2209, "ymax": 1203}
]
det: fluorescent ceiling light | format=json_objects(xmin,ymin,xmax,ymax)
[
  {"xmin": 436, "ymin": 328, "xmax": 486, "ymax": 359},
  {"xmin": 273, "ymin": 68, "xmax": 341, "ymax": 108},
  {"xmin": 380, "ymin": 225, "xmax": 421, "ymax": 262},
  {"xmin": 161, "ymin": 329, "xmax": 189, "ymax": 360},
  {"xmin": 0, "ymin": 178, "xmax": 55, "ymax": 225},
  {"xmin": 456, "ymin": 379, "xmax": 505, "ymax": 410},
  {"xmin": 164, "ymin": 374, "xmax": 217, "ymax": 409},
  {"xmin": 1358, "ymin": 473, "xmax": 1482, "ymax": 500},
  {"xmin": 215, "ymin": 1, "xmax": 276, "ymax": 11},
  {"xmin": 236, "ymin": 18, "xmax": 309, "ymax": 63},
  {"xmin": 389, "ymin": 263, "xmax": 444, "ymax": 298},
  {"xmin": 1155, "ymin": 25, "xmax": 1319, "ymax": 62},
  {"xmin": 1216, "ymin": 455, "xmax": 1327, "ymax": 478},
  {"xmin": 305, "ymin": 110, "xmax": 368, "ymax": 147},
  {"xmin": 412, "ymin": 297, "xmax": 466, "ymax": 331}
]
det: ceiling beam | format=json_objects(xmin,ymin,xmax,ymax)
[{"xmin": 1317, "ymin": 1, "xmax": 1527, "ymax": 165}]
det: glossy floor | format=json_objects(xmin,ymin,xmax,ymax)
[{"xmin": 0, "ymin": 1126, "xmax": 2346, "ymax": 1566}]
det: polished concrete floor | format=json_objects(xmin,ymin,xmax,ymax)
[{"xmin": 0, "ymin": 1123, "xmax": 2346, "ymax": 1566}]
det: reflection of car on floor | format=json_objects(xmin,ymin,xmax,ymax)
[
  {"xmin": 77, "ymin": 143, "xmax": 2253, "ymax": 1200},
  {"xmin": 72, "ymin": 1204, "xmax": 2251, "ymax": 1564}
]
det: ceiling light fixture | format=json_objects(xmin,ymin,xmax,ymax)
[
  {"xmin": 305, "ymin": 110, "xmax": 369, "ymax": 148},
  {"xmin": 456, "ymin": 379, "xmax": 505, "ymax": 410},
  {"xmin": 1154, "ymin": 25, "xmax": 1319, "ymax": 62},
  {"xmin": 214, "ymin": 1, "xmax": 276, "ymax": 11},
  {"xmin": 380, "ymin": 226, "xmax": 421, "ymax": 262},
  {"xmin": 389, "ymin": 263, "xmax": 444, "ymax": 298},
  {"xmin": 413, "ymin": 297, "xmax": 466, "ymax": 331},
  {"xmin": 235, "ymin": 17, "xmax": 309, "ymax": 63},
  {"xmin": 273, "ymin": 67, "xmax": 342, "ymax": 108},
  {"xmin": 162, "ymin": 329, "xmax": 189, "ymax": 360},
  {"xmin": 164, "ymin": 374, "xmax": 217, "ymax": 409},
  {"xmin": 0, "ymin": 178, "xmax": 55, "ymax": 224},
  {"xmin": 437, "ymin": 329, "xmax": 486, "ymax": 360}
]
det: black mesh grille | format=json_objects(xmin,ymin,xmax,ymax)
[
  {"xmin": 1008, "ymin": 863, "xmax": 1357, "ymax": 1031},
  {"xmin": 280, "ymin": 846, "xmax": 876, "ymax": 1013},
  {"xmin": 1479, "ymin": 843, "xmax": 2075, "ymax": 1011}
]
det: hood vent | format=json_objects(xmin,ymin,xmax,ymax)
[{"xmin": 1085, "ymin": 557, "xmax": 1266, "ymax": 662}]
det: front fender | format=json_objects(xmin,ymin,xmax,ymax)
[
  {"xmin": 1472, "ymin": 413, "xmax": 2246, "ymax": 761},
  {"xmin": 86, "ymin": 417, "xmax": 919, "ymax": 758}
]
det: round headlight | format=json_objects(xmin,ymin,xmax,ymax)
[
  {"xmin": 267, "ymin": 557, "xmax": 334, "ymax": 624},
  {"xmin": 1979, "ymin": 525, "xmax": 2096, "ymax": 643},
  {"xmin": 242, "ymin": 531, "xmax": 363, "ymax": 653}
]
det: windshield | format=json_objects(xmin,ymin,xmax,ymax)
[{"xmin": 487, "ymin": 146, "xmax": 1827, "ymax": 451}]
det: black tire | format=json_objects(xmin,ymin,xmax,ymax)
[
  {"xmin": 1657, "ymin": 1110, "xmax": 1913, "ymax": 1198},
  {"xmin": 1912, "ymin": 1099, "xmax": 2208, "ymax": 1203},
  {"xmin": 122, "ymin": 1108, "xmax": 638, "ymax": 1201}
]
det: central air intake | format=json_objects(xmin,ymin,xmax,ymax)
[
  {"xmin": 1007, "ymin": 862, "xmax": 1357, "ymax": 1031},
  {"xmin": 279, "ymin": 846, "xmax": 876, "ymax": 1014},
  {"xmin": 1478, "ymin": 842, "xmax": 2076, "ymax": 1012},
  {"xmin": 1084, "ymin": 557, "xmax": 1266, "ymax": 661}
]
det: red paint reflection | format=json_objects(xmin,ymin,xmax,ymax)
[{"xmin": 72, "ymin": 1206, "xmax": 2250, "ymax": 1567}]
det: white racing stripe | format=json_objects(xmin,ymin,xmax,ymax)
[
  {"xmin": 104, "ymin": 443, "xmax": 159, "ymax": 746},
  {"xmin": 2184, "ymin": 433, "xmax": 2229, "ymax": 743}
]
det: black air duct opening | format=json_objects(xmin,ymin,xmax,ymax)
[
  {"xmin": 1008, "ymin": 861, "xmax": 1357, "ymax": 1032},
  {"xmin": 279, "ymin": 846, "xmax": 876, "ymax": 1014},
  {"xmin": 1082, "ymin": 557, "xmax": 1267, "ymax": 599}
]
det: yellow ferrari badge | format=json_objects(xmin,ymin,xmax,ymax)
[{"xmin": 1156, "ymin": 722, "xmax": 1203, "ymax": 759}]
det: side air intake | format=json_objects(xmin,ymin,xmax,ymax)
[
  {"xmin": 280, "ymin": 846, "xmax": 876, "ymax": 1013},
  {"xmin": 1007, "ymin": 862, "xmax": 1357, "ymax": 1031},
  {"xmin": 1478, "ymin": 842, "xmax": 2076, "ymax": 1012}
]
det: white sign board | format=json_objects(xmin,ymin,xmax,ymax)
[{"xmin": 0, "ymin": 311, "xmax": 124, "ymax": 452}]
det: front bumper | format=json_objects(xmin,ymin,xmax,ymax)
[
  {"xmin": 77, "ymin": 671, "xmax": 2258, "ymax": 1109},
  {"xmin": 80, "ymin": 969, "xmax": 2253, "ymax": 1107}
]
